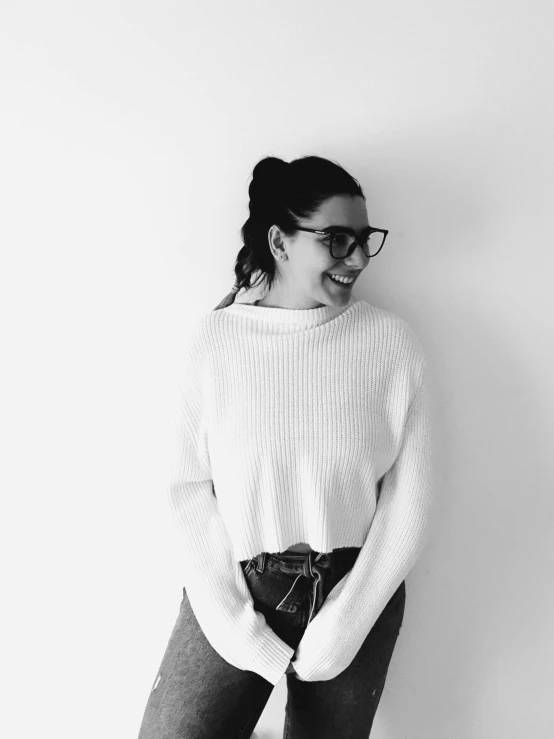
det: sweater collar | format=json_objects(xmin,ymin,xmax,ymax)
[{"xmin": 223, "ymin": 294, "xmax": 359, "ymax": 326}]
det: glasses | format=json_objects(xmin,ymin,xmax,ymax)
[{"xmin": 295, "ymin": 225, "xmax": 388, "ymax": 259}]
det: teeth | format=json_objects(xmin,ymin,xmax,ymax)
[{"xmin": 328, "ymin": 274, "xmax": 354, "ymax": 284}]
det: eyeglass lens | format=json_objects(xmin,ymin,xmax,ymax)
[{"xmin": 331, "ymin": 231, "xmax": 385, "ymax": 259}]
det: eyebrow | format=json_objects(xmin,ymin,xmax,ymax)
[{"xmin": 323, "ymin": 225, "xmax": 373, "ymax": 235}]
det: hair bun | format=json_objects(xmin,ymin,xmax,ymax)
[{"xmin": 252, "ymin": 156, "xmax": 288, "ymax": 196}]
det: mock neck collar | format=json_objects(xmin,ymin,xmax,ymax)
[{"xmin": 222, "ymin": 295, "xmax": 359, "ymax": 326}]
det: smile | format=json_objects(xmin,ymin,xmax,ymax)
[{"xmin": 326, "ymin": 273, "xmax": 355, "ymax": 288}]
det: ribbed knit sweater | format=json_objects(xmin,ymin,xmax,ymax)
[{"xmin": 167, "ymin": 294, "xmax": 435, "ymax": 685}]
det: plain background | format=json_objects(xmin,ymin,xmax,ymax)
[{"xmin": 2, "ymin": 1, "xmax": 553, "ymax": 737}]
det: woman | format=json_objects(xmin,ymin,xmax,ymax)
[{"xmin": 137, "ymin": 155, "xmax": 435, "ymax": 738}]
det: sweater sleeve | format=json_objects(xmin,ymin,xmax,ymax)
[
  {"xmin": 166, "ymin": 324, "xmax": 295, "ymax": 686},
  {"xmin": 291, "ymin": 359, "xmax": 435, "ymax": 682}
]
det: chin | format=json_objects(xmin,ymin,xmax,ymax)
[{"xmin": 327, "ymin": 289, "xmax": 352, "ymax": 301}]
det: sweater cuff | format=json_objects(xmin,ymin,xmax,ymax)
[{"xmin": 250, "ymin": 631, "xmax": 296, "ymax": 685}]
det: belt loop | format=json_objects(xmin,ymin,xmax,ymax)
[{"xmin": 256, "ymin": 552, "xmax": 268, "ymax": 572}]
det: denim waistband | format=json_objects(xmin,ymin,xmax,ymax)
[
  {"xmin": 246, "ymin": 546, "xmax": 361, "ymax": 576},
  {"xmin": 244, "ymin": 547, "xmax": 361, "ymax": 624}
]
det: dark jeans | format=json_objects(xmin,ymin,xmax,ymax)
[{"xmin": 137, "ymin": 547, "xmax": 406, "ymax": 739}]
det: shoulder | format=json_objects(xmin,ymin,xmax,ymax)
[
  {"xmin": 354, "ymin": 299, "xmax": 427, "ymax": 367},
  {"xmin": 174, "ymin": 311, "xmax": 217, "ymax": 371},
  {"xmin": 179, "ymin": 307, "xmax": 242, "ymax": 365}
]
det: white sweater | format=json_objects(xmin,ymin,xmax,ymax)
[{"xmin": 167, "ymin": 294, "xmax": 435, "ymax": 685}]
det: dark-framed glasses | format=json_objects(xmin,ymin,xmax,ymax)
[{"xmin": 295, "ymin": 225, "xmax": 388, "ymax": 259}]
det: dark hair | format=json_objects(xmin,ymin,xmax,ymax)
[{"xmin": 213, "ymin": 155, "xmax": 366, "ymax": 310}]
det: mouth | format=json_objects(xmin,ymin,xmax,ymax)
[{"xmin": 325, "ymin": 273, "xmax": 357, "ymax": 289}]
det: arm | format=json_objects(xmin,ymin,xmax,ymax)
[
  {"xmin": 291, "ymin": 361, "xmax": 435, "ymax": 682},
  {"xmin": 167, "ymin": 325, "xmax": 295, "ymax": 686}
]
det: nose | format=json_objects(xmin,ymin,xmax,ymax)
[{"xmin": 345, "ymin": 243, "xmax": 369, "ymax": 269}]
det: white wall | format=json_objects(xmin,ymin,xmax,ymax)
[{"xmin": 2, "ymin": 1, "xmax": 553, "ymax": 737}]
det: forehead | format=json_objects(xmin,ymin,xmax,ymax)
[{"xmin": 313, "ymin": 195, "xmax": 369, "ymax": 230}]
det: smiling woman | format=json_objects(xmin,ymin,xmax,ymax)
[
  {"xmin": 137, "ymin": 154, "xmax": 434, "ymax": 739},
  {"xmin": 212, "ymin": 155, "xmax": 389, "ymax": 312}
]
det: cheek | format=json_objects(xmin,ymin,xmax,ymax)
[{"xmin": 312, "ymin": 270, "xmax": 333, "ymax": 288}]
